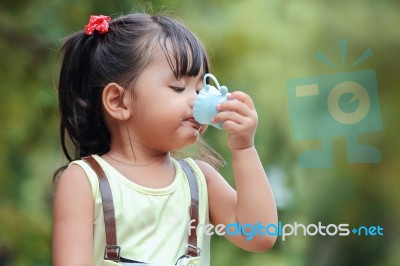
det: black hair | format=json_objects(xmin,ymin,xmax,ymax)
[{"xmin": 53, "ymin": 13, "xmax": 222, "ymax": 185}]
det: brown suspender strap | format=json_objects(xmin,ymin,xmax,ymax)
[
  {"xmin": 178, "ymin": 159, "xmax": 200, "ymax": 257},
  {"xmin": 83, "ymin": 156, "xmax": 120, "ymax": 261}
]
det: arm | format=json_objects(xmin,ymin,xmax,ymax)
[
  {"xmin": 52, "ymin": 164, "xmax": 94, "ymax": 265},
  {"xmin": 200, "ymin": 91, "xmax": 277, "ymax": 252}
]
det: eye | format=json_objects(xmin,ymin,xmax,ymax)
[{"xmin": 170, "ymin": 86, "xmax": 185, "ymax": 93}]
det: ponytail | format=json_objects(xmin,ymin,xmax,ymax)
[{"xmin": 58, "ymin": 32, "xmax": 110, "ymax": 162}]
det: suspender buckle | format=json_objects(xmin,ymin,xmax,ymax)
[
  {"xmin": 104, "ymin": 245, "xmax": 121, "ymax": 261},
  {"xmin": 186, "ymin": 243, "xmax": 201, "ymax": 257}
]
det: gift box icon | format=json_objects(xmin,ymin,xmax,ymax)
[{"xmin": 286, "ymin": 40, "xmax": 382, "ymax": 168}]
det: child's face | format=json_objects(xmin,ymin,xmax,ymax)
[{"xmin": 127, "ymin": 44, "xmax": 204, "ymax": 153}]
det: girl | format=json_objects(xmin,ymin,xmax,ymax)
[{"xmin": 52, "ymin": 13, "xmax": 277, "ymax": 266}]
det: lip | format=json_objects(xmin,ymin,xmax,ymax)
[{"xmin": 184, "ymin": 117, "xmax": 201, "ymax": 130}]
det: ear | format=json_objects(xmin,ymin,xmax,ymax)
[{"xmin": 102, "ymin": 83, "xmax": 131, "ymax": 121}]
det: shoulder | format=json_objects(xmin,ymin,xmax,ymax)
[
  {"xmin": 53, "ymin": 158, "xmax": 97, "ymax": 210},
  {"xmin": 53, "ymin": 162, "xmax": 93, "ymax": 204},
  {"xmin": 52, "ymin": 161, "xmax": 94, "ymax": 226},
  {"xmin": 179, "ymin": 158, "xmax": 236, "ymax": 203},
  {"xmin": 193, "ymin": 159, "xmax": 219, "ymax": 182},
  {"xmin": 193, "ymin": 159, "xmax": 233, "ymax": 193},
  {"xmin": 57, "ymin": 163, "xmax": 89, "ymax": 185},
  {"xmin": 57, "ymin": 161, "xmax": 92, "ymax": 187}
]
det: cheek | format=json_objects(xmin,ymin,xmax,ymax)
[
  {"xmin": 133, "ymin": 92, "xmax": 186, "ymax": 127},
  {"xmin": 135, "ymin": 106, "xmax": 180, "ymax": 128}
]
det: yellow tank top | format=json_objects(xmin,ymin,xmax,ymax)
[{"xmin": 71, "ymin": 155, "xmax": 210, "ymax": 266}]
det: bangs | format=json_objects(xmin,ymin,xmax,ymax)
[{"xmin": 153, "ymin": 16, "xmax": 209, "ymax": 79}]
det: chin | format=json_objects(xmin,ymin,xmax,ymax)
[{"xmin": 174, "ymin": 137, "xmax": 199, "ymax": 151}]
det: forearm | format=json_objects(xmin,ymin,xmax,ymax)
[
  {"xmin": 232, "ymin": 146, "xmax": 277, "ymax": 226},
  {"xmin": 211, "ymin": 90, "xmax": 278, "ymax": 250}
]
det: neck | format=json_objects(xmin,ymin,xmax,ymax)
[
  {"xmin": 106, "ymin": 140, "xmax": 171, "ymax": 167},
  {"xmin": 106, "ymin": 119, "xmax": 171, "ymax": 167},
  {"xmin": 106, "ymin": 151, "xmax": 170, "ymax": 167}
]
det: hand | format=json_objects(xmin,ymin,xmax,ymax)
[{"xmin": 212, "ymin": 91, "xmax": 258, "ymax": 150}]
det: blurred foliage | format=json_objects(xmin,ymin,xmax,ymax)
[{"xmin": 1, "ymin": 0, "xmax": 399, "ymax": 265}]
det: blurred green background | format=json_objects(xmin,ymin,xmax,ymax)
[{"xmin": 1, "ymin": 0, "xmax": 399, "ymax": 265}]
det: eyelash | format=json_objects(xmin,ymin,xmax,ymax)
[
  {"xmin": 171, "ymin": 87, "xmax": 200, "ymax": 94},
  {"xmin": 172, "ymin": 87, "xmax": 185, "ymax": 93}
]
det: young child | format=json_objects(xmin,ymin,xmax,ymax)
[{"xmin": 52, "ymin": 13, "xmax": 277, "ymax": 266}]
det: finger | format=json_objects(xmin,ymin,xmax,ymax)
[
  {"xmin": 227, "ymin": 91, "xmax": 255, "ymax": 110},
  {"xmin": 217, "ymin": 99, "xmax": 252, "ymax": 117},
  {"xmin": 213, "ymin": 111, "xmax": 245, "ymax": 125},
  {"xmin": 222, "ymin": 120, "xmax": 242, "ymax": 132}
]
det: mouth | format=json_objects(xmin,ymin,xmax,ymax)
[{"xmin": 183, "ymin": 117, "xmax": 201, "ymax": 130}]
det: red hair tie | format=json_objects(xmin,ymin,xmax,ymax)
[{"xmin": 84, "ymin": 15, "xmax": 111, "ymax": 35}]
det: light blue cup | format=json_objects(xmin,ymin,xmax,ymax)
[{"xmin": 193, "ymin": 73, "xmax": 229, "ymax": 129}]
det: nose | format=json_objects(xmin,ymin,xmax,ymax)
[
  {"xmin": 189, "ymin": 98, "xmax": 195, "ymax": 109},
  {"xmin": 189, "ymin": 90, "xmax": 198, "ymax": 108}
]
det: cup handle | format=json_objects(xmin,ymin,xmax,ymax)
[{"xmin": 203, "ymin": 73, "xmax": 222, "ymax": 90}]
